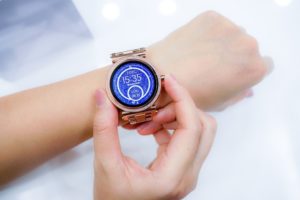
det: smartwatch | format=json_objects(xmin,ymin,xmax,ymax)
[{"xmin": 106, "ymin": 48, "xmax": 165, "ymax": 125}]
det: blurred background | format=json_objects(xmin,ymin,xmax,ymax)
[{"xmin": 0, "ymin": 0, "xmax": 299, "ymax": 199}]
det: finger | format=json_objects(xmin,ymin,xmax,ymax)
[
  {"xmin": 154, "ymin": 103, "xmax": 176, "ymax": 123},
  {"xmin": 138, "ymin": 74, "xmax": 198, "ymax": 134},
  {"xmin": 163, "ymin": 121, "xmax": 178, "ymax": 130},
  {"xmin": 137, "ymin": 121, "xmax": 162, "ymax": 135},
  {"xmin": 122, "ymin": 123, "xmax": 140, "ymax": 130},
  {"xmin": 154, "ymin": 129, "xmax": 171, "ymax": 158},
  {"xmin": 137, "ymin": 103, "xmax": 175, "ymax": 134},
  {"xmin": 166, "ymin": 112, "xmax": 216, "ymax": 194},
  {"xmin": 164, "ymin": 75, "xmax": 198, "ymax": 129},
  {"xmin": 154, "ymin": 129, "xmax": 172, "ymax": 146},
  {"xmin": 93, "ymin": 89, "xmax": 123, "ymax": 170},
  {"xmin": 148, "ymin": 129, "xmax": 171, "ymax": 170},
  {"xmin": 158, "ymin": 75, "xmax": 201, "ymax": 178},
  {"xmin": 137, "ymin": 120, "xmax": 177, "ymax": 136},
  {"xmin": 193, "ymin": 111, "xmax": 217, "ymax": 172}
]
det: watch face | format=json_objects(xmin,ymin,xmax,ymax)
[{"xmin": 110, "ymin": 60, "xmax": 158, "ymax": 107}]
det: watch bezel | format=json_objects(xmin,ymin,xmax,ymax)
[{"xmin": 106, "ymin": 56, "xmax": 162, "ymax": 113}]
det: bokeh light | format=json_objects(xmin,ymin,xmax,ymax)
[
  {"xmin": 274, "ymin": 0, "xmax": 293, "ymax": 7},
  {"xmin": 101, "ymin": 2, "xmax": 120, "ymax": 21},
  {"xmin": 158, "ymin": 0, "xmax": 177, "ymax": 16}
]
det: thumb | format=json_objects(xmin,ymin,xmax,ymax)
[{"xmin": 93, "ymin": 89, "xmax": 122, "ymax": 168}]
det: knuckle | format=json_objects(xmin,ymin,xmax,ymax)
[
  {"xmin": 242, "ymin": 35, "xmax": 259, "ymax": 54},
  {"xmin": 93, "ymin": 118, "xmax": 109, "ymax": 134},
  {"xmin": 93, "ymin": 109, "xmax": 118, "ymax": 134},
  {"xmin": 235, "ymin": 36, "xmax": 269, "ymax": 82},
  {"xmin": 246, "ymin": 58, "xmax": 268, "ymax": 82},
  {"xmin": 202, "ymin": 10, "xmax": 221, "ymax": 19},
  {"xmin": 253, "ymin": 59, "xmax": 268, "ymax": 80},
  {"xmin": 224, "ymin": 23, "xmax": 240, "ymax": 34},
  {"xmin": 194, "ymin": 10, "xmax": 222, "ymax": 26}
]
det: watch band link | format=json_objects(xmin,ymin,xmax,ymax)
[
  {"xmin": 111, "ymin": 47, "xmax": 146, "ymax": 63},
  {"xmin": 121, "ymin": 109, "xmax": 158, "ymax": 125}
]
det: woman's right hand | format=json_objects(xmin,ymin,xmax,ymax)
[{"xmin": 93, "ymin": 75, "xmax": 216, "ymax": 200}]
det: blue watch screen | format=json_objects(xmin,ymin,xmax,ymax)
[{"xmin": 110, "ymin": 61, "xmax": 158, "ymax": 107}]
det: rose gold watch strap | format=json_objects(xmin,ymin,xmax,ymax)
[
  {"xmin": 121, "ymin": 109, "xmax": 158, "ymax": 125},
  {"xmin": 111, "ymin": 47, "xmax": 146, "ymax": 63}
]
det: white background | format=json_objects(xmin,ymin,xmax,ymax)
[{"xmin": 0, "ymin": 0, "xmax": 299, "ymax": 199}]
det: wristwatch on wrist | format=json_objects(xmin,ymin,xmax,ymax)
[{"xmin": 106, "ymin": 47, "xmax": 165, "ymax": 125}]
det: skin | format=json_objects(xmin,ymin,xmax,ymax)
[
  {"xmin": 0, "ymin": 11, "xmax": 272, "ymax": 186},
  {"xmin": 93, "ymin": 75, "xmax": 217, "ymax": 200},
  {"xmin": 148, "ymin": 11, "xmax": 272, "ymax": 110}
]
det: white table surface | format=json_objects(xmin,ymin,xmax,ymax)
[{"xmin": 0, "ymin": 0, "xmax": 299, "ymax": 199}]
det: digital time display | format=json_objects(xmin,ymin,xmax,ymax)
[{"xmin": 110, "ymin": 61, "xmax": 158, "ymax": 107}]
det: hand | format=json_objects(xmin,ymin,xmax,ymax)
[
  {"xmin": 148, "ymin": 11, "xmax": 273, "ymax": 110},
  {"xmin": 93, "ymin": 75, "xmax": 216, "ymax": 200}
]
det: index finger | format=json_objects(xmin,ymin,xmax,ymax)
[
  {"xmin": 158, "ymin": 75, "xmax": 202, "ymax": 178},
  {"xmin": 164, "ymin": 75, "xmax": 199, "ymax": 129}
]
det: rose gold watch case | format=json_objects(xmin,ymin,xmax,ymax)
[{"xmin": 106, "ymin": 55, "xmax": 163, "ymax": 113}]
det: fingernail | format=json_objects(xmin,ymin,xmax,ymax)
[{"xmin": 95, "ymin": 89, "xmax": 105, "ymax": 107}]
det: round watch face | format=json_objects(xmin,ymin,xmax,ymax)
[{"xmin": 110, "ymin": 60, "xmax": 158, "ymax": 107}]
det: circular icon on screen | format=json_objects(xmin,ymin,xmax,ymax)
[{"xmin": 127, "ymin": 85, "xmax": 144, "ymax": 101}]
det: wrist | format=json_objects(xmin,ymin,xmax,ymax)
[
  {"xmin": 147, "ymin": 43, "xmax": 211, "ymax": 110},
  {"xmin": 147, "ymin": 44, "xmax": 175, "ymax": 108}
]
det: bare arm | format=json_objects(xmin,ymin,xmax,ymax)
[
  {"xmin": 0, "ymin": 11, "xmax": 271, "ymax": 186},
  {"xmin": 0, "ymin": 67, "xmax": 107, "ymax": 185}
]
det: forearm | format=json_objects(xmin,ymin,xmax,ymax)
[
  {"xmin": 0, "ymin": 67, "xmax": 109, "ymax": 185},
  {"xmin": 0, "ymin": 62, "xmax": 170, "ymax": 185}
]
